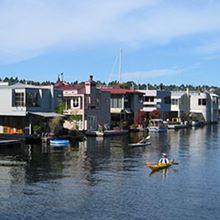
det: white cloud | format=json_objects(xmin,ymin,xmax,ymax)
[
  {"xmin": 120, "ymin": 68, "xmax": 183, "ymax": 82},
  {"xmin": 1, "ymin": 0, "xmax": 220, "ymax": 63}
]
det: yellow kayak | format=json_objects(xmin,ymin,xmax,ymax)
[{"xmin": 148, "ymin": 161, "xmax": 174, "ymax": 171}]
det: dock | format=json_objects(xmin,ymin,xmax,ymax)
[
  {"xmin": 0, "ymin": 139, "xmax": 23, "ymax": 146},
  {"xmin": 0, "ymin": 160, "xmax": 26, "ymax": 166}
]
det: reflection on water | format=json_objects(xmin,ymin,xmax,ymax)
[{"xmin": 0, "ymin": 125, "xmax": 220, "ymax": 219}]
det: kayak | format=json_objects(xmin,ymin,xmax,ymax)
[{"xmin": 147, "ymin": 161, "xmax": 174, "ymax": 171}]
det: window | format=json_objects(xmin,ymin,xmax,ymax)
[
  {"xmin": 72, "ymin": 97, "xmax": 80, "ymax": 108},
  {"xmin": 144, "ymin": 96, "xmax": 154, "ymax": 102},
  {"xmin": 15, "ymin": 92, "xmax": 24, "ymax": 107},
  {"xmin": 111, "ymin": 95, "xmax": 122, "ymax": 108},
  {"xmin": 164, "ymin": 96, "xmax": 171, "ymax": 104},
  {"xmin": 26, "ymin": 91, "xmax": 40, "ymax": 107},
  {"xmin": 198, "ymin": 98, "xmax": 206, "ymax": 105},
  {"xmin": 171, "ymin": 99, "xmax": 178, "ymax": 105},
  {"xmin": 65, "ymin": 98, "xmax": 71, "ymax": 109}
]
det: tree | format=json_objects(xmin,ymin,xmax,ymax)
[
  {"xmin": 56, "ymin": 101, "xmax": 65, "ymax": 114},
  {"xmin": 48, "ymin": 117, "xmax": 63, "ymax": 134},
  {"xmin": 68, "ymin": 111, "xmax": 82, "ymax": 130}
]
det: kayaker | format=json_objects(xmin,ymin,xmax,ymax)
[{"xmin": 159, "ymin": 153, "xmax": 170, "ymax": 164}]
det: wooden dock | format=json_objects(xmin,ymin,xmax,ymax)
[
  {"xmin": 0, "ymin": 139, "xmax": 23, "ymax": 146},
  {"xmin": 0, "ymin": 160, "xmax": 26, "ymax": 166}
]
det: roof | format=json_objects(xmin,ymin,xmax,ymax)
[
  {"xmin": 100, "ymin": 87, "xmax": 141, "ymax": 95},
  {"xmin": 171, "ymin": 91, "xmax": 186, "ymax": 98},
  {"xmin": 28, "ymin": 112, "xmax": 64, "ymax": 118},
  {"xmin": 9, "ymin": 83, "xmax": 53, "ymax": 90},
  {"xmin": 55, "ymin": 84, "xmax": 85, "ymax": 93},
  {"xmin": 0, "ymin": 83, "xmax": 51, "ymax": 90}
]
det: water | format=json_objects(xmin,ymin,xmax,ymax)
[{"xmin": 0, "ymin": 125, "xmax": 220, "ymax": 219}]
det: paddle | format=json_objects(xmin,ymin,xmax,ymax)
[
  {"xmin": 146, "ymin": 161, "xmax": 179, "ymax": 165},
  {"xmin": 146, "ymin": 135, "xmax": 151, "ymax": 140}
]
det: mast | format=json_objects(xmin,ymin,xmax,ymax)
[{"xmin": 118, "ymin": 48, "xmax": 122, "ymax": 83}]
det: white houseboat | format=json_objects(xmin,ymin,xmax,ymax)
[{"xmin": 148, "ymin": 119, "xmax": 168, "ymax": 133}]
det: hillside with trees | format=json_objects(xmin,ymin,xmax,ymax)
[{"xmin": 1, "ymin": 76, "xmax": 220, "ymax": 95}]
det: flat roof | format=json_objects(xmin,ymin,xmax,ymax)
[{"xmin": 28, "ymin": 112, "xmax": 64, "ymax": 118}]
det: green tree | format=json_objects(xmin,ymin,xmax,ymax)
[{"xmin": 56, "ymin": 101, "xmax": 65, "ymax": 114}]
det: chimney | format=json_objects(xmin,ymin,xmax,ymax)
[{"xmin": 85, "ymin": 75, "xmax": 96, "ymax": 94}]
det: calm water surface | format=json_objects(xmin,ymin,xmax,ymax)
[{"xmin": 0, "ymin": 125, "xmax": 220, "ymax": 219}]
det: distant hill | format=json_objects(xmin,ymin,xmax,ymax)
[{"xmin": 1, "ymin": 76, "xmax": 219, "ymax": 94}]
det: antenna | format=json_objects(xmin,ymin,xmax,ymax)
[
  {"xmin": 61, "ymin": 72, "xmax": 64, "ymax": 82},
  {"xmin": 118, "ymin": 48, "xmax": 122, "ymax": 83}
]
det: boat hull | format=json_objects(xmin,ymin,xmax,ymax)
[
  {"xmin": 49, "ymin": 139, "xmax": 70, "ymax": 146},
  {"xmin": 148, "ymin": 162, "xmax": 172, "ymax": 171},
  {"xmin": 128, "ymin": 142, "xmax": 151, "ymax": 148},
  {"xmin": 148, "ymin": 127, "xmax": 167, "ymax": 133},
  {"xmin": 86, "ymin": 130, "xmax": 129, "ymax": 137}
]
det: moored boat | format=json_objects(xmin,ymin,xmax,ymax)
[
  {"xmin": 167, "ymin": 123, "xmax": 188, "ymax": 129},
  {"xmin": 148, "ymin": 119, "xmax": 168, "ymax": 133},
  {"xmin": 49, "ymin": 139, "xmax": 70, "ymax": 146},
  {"xmin": 85, "ymin": 129, "xmax": 129, "ymax": 137}
]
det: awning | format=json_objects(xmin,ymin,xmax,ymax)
[{"xmin": 28, "ymin": 112, "xmax": 64, "ymax": 118}]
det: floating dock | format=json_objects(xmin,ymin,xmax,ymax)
[{"xmin": 0, "ymin": 139, "xmax": 23, "ymax": 146}]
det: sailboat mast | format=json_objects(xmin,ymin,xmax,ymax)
[{"xmin": 118, "ymin": 48, "xmax": 122, "ymax": 83}]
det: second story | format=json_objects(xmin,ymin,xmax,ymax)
[
  {"xmin": 189, "ymin": 91, "xmax": 218, "ymax": 123},
  {"xmin": 100, "ymin": 87, "xmax": 143, "ymax": 114},
  {"xmin": 171, "ymin": 91, "xmax": 190, "ymax": 113},
  {"xmin": 138, "ymin": 89, "xmax": 171, "ymax": 113},
  {"xmin": 57, "ymin": 75, "xmax": 111, "ymax": 117},
  {"xmin": 0, "ymin": 82, "xmax": 61, "ymax": 116},
  {"xmin": 190, "ymin": 92, "xmax": 211, "ymax": 113}
]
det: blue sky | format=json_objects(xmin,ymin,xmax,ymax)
[{"xmin": 0, "ymin": 0, "xmax": 220, "ymax": 85}]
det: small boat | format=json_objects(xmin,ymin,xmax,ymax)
[
  {"xmin": 86, "ymin": 129, "xmax": 129, "ymax": 137},
  {"xmin": 148, "ymin": 119, "xmax": 167, "ymax": 133},
  {"xmin": 147, "ymin": 160, "xmax": 175, "ymax": 172},
  {"xmin": 49, "ymin": 139, "xmax": 70, "ymax": 146},
  {"xmin": 167, "ymin": 123, "xmax": 188, "ymax": 129},
  {"xmin": 128, "ymin": 142, "xmax": 151, "ymax": 148}
]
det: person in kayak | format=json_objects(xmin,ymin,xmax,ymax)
[{"xmin": 159, "ymin": 153, "xmax": 170, "ymax": 164}]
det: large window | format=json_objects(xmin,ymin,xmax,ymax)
[
  {"xmin": 26, "ymin": 91, "xmax": 40, "ymax": 107},
  {"xmin": 198, "ymin": 98, "xmax": 206, "ymax": 105},
  {"xmin": 111, "ymin": 95, "xmax": 122, "ymax": 108},
  {"xmin": 15, "ymin": 92, "xmax": 24, "ymax": 107},
  {"xmin": 64, "ymin": 97, "xmax": 81, "ymax": 110}
]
